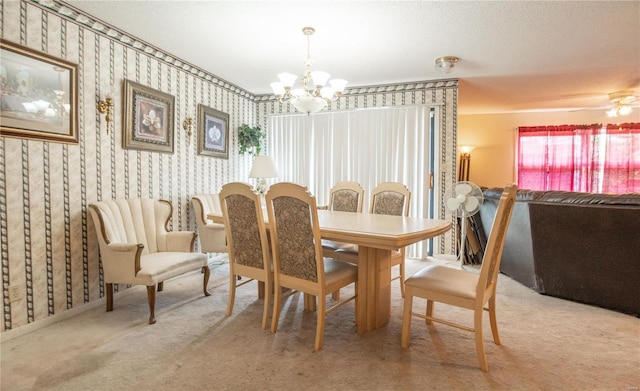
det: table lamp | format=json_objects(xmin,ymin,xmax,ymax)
[{"xmin": 249, "ymin": 155, "xmax": 278, "ymax": 194}]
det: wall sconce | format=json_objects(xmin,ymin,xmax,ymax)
[
  {"xmin": 182, "ymin": 116, "xmax": 194, "ymax": 144},
  {"xmin": 97, "ymin": 93, "xmax": 114, "ymax": 134},
  {"xmin": 458, "ymin": 145, "xmax": 475, "ymax": 182}
]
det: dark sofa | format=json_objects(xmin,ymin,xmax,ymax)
[{"xmin": 478, "ymin": 187, "xmax": 640, "ymax": 316}]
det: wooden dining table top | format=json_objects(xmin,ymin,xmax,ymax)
[{"xmin": 208, "ymin": 209, "xmax": 451, "ymax": 251}]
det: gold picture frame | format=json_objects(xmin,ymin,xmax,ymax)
[
  {"xmin": 197, "ymin": 104, "xmax": 229, "ymax": 159},
  {"xmin": 122, "ymin": 79, "xmax": 174, "ymax": 154},
  {"xmin": 0, "ymin": 39, "xmax": 78, "ymax": 144}
]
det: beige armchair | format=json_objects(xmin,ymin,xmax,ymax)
[
  {"xmin": 89, "ymin": 199, "xmax": 210, "ymax": 324},
  {"xmin": 191, "ymin": 194, "xmax": 227, "ymax": 254}
]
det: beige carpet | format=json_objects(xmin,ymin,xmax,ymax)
[{"xmin": 1, "ymin": 256, "xmax": 638, "ymax": 391}]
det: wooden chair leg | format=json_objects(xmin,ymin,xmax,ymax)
[
  {"xmin": 488, "ymin": 295, "xmax": 500, "ymax": 345},
  {"xmin": 226, "ymin": 272, "xmax": 236, "ymax": 317},
  {"xmin": 106, "ymin": 283, "xmax": 114, "ymax": 312},
  {"xmin": 157, "ymin": 282, "xmax": 164, "ymax": 292},
  {"xmin": 314, "ymin": 295, "xmax": 326, "ymax": 351},
  {"xmin": 332, "ymin": 290, "xmax": 340, "ymax": 300},
  {"xmin": 401, "ymin": 291, "xmax": 413, "ymax": 348},
  {"xmin": 399, "ymin": 261, "xmax": 406, "ymax": 297},
  {"xmin": 202, "ymin": 266, "xmax": 211, "ymax": 296},
  {"xmin": 474, "ymin": 307, "xmax": 488, "ymax": 372},
  {"xmin": 426, "ymin": 300, "xmax": 434, "ymax": 325},
  {"xmin": 147, "ymin": 285, "xmax": 157, "ymax": 325},
  {"xmin": 262, "ymin": 276, "xmax": 272, "ymax": 330},
  {"xmin": 271, "ymin": 283, "xmax": 282, "ymax": 333}
]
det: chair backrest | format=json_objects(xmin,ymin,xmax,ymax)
[
  {"xmin": 328, "ymin": 181, "xmax": 365, "ymax": 212},
  {"xmin": 219, "ymin": 182, "xmax": 270, "ymax": 271},
  {"xmin": 191, "ymin": 193, "xmax": 222, "ymax": 227},
  {"xmin": 477, "ymin": 183, "xmax": 517, "ymax": 299},
  {"xmin": 265, "ymin": 182, "xmax": 324, "ymax": 285},
  {"xmin": 89, "ymin": 199, "xmax": 172, "ymax": 255},
  {"xmin": 370, "ymin": 182, "xmax": 411, "ymax": 217}
]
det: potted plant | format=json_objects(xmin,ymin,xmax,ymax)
[{"xmin": 237, "ymin": 124, "xmax": 266, "ymax": 156}]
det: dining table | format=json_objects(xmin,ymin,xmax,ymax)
[{"xmin": 209, "ymin": 209, "xmax": 451, "ymax": 334}]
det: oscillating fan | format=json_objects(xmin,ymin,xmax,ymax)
[{"xmin": 443, "ymin": 181, "xmax": 484, "ymax": 267}]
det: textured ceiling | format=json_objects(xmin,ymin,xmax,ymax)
[{"xmin": 66, "ymin": 0, "xmax": 640, "ymax": 115}]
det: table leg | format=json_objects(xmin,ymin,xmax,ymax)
[{"xmin": 356, "ymin": 246, "xmax": 392, "ymax": 333}]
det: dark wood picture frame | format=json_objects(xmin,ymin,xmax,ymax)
[
  {"xmin": 197, "ymin": 104, "xmax": 229, "ymax": 159},
  {"xmin": 122, "ymin": 79, "xmax": 175, "ymax": 154},
  {"xmin": 0, "ymin": 39, "xmax": 78, "ymax": 144}
]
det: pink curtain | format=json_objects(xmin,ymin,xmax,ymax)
[
  {"xmin": 602, "ymin": 123, "xmax": 640, "ymax": 193},
  {"xmin": 517, "ymin": 124, "xmax": 599, "ymax": 191}
]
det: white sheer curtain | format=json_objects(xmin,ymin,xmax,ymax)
[{"xmin": 267, "ymin": 105, "xmax": 433, "ymax": 258}]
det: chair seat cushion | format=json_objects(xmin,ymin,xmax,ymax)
[
  {"xmin": 405, "ymin": 265, "xmax": 479, "ymax": 300},
  {"xmin": 321, "ymin": 240, "xmax": 355, "ymax": 251},
  {"xmin": 134, "ymin": 252, "xmax": 208, "ymax": 286},
  {"xmin": 324, "ymin": 258, "xmax": 357, "ymax": 291}
]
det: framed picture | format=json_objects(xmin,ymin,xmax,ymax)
[
  {"xmin": 197, "ymin": 104, "xmax": 229, "ymax": 159},
  {"xmin": 0, "ymin": 39, "xmax": 78, "ymax": 144},
  {"xmin": 123, "ymin": 79, "xmax": 174, "ymax": 154}
]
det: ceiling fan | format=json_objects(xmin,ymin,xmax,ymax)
[{"xmin": 605, "ymin": 91, "xmax": 638, "ymax": 118}]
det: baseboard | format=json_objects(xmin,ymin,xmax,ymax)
[{"xmin": 0, "ymin": 286, "xmax": 143, "ymax": 343}]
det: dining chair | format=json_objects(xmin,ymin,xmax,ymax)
[
  {"xmin": 321, "ymin": 181, "xmax": 365, "ymax": 258},
  {"xmin": 334, "ymin": 181, "xmax": 411, "ymax": 296},
  {"xmin": 400, "ymin": 183, "xmax": 517, "ymax": 372},
  {"xmin": 219, "ymin": 182, "xmax": 273, "ymax": 329},
  {"xmin": 266, "ymin": 182, "xmax": 358, "ymax": 351},
  {"xmin": 323, "ymin": 180, "xmax": 365, "ymax": 212}
]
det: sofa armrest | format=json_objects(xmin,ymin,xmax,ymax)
[{"xmin": 165, "ymin": 231, "xmax": 197, "ymax": 252}]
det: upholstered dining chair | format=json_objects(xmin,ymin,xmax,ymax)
[
  {"xmin": 219, "ymin": 182, "xmax": 273, "ymax": 329},
  {"xmin": 321, "ymin": 180, "xmax": 365, "ymax": 212},
  {"xmin": 320, "ymin": 181, "xmax": 365, "ymax": 258},
  {"xmin": 265, "ymin": 182, "xmax": 358, "ymax": 351},
  {"xmin": 333, "ymin": 181, "xmax": 411, "ymax": 296},
  {"xmin": 400, "ymin": 183, "xmax": 517, "ymax": 372}
]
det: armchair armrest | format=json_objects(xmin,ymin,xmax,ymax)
[
  {"xmin": 165, "ymin": 231, "xmax": 197, "ymax": 252},
  {"xmin": 101, "ymin": 242, "xmax": 145, "ymax": 280}
]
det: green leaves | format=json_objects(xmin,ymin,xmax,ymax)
[{"xmin": 238, "ymin": 124, "xmax": 266, "ymax": 156}]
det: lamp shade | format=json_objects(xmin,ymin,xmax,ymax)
[
  {"xmin": 459, "ymin": 145, "xmax": 476, "ymax": 154},
  {"xmin": 249, "ymin": 155, "xmax": 278, "ymax": 179}
]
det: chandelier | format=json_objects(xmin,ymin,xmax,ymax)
[{"xmin": 270, "ymin": 27, "xmax": 347, "ymax": 115}]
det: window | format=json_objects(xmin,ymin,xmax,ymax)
[
  {"xmin": 517, "ymin": 123, "xmax": 640, "ymax": 193},
  {"xmin": 267, "ymin": 105, "xmax": 436, "ymax": 258}
]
